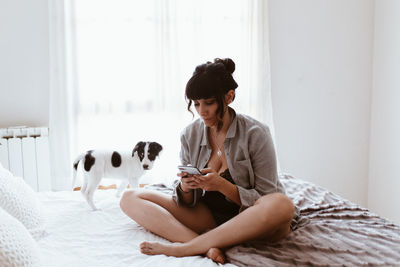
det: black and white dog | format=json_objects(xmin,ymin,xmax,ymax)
[{"xmin": 72, "ymin": 141, "xmax": 162, "ymax": 210}]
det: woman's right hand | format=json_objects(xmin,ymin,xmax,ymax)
[{"xmin": 177, "ymin": 172, "xmax": 199, "ymax": 192}]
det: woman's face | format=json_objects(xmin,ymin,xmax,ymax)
[{"xmin": 193, "ymin": 98, "xmax": 219, "ymax": 127}]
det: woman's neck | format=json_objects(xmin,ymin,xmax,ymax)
[{"xmin": 212, "ymin": 107, "xmax": 231, "ymax": 134}]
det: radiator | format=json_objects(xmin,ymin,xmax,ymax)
[{"xmin": 0, "ymin": 127, "xmax": 51, "ymax": 192}]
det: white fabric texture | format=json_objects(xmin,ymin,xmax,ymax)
[
  {"xmin": 0, "ymin": 165, "xmax": 45, "ymax": 240},
  {"xmin": 37, "ymin": 189, "xmax": 236, "ymax": 267},
  {"xmin": 0, "ymin": 207, "xmax": 41, "ymax": 267}
]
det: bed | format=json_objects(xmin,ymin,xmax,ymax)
[
  {"xmin": 36, "ymin": 174, "xmax": 400, "ymax": 267},
  {"xmin": 2, "ymin": 169, "xmax": 400, "ymax": 266},
  {"xmin": 225, "ymin": 174, "xmax": 400, "ymax": 266},
  {"xmin": 36, "ymin": 188, "xmax": 236, "ymax": 267}
]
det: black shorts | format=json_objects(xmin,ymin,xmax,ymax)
[{"xmin": 201, "ymin": 190, "xmax": 240, "ymax": 226}]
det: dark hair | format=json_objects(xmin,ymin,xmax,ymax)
[{"xmin": 185, "ymin": 58, "xmax": 238, "ymax": 130}]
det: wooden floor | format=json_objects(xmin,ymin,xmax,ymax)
[{"xmin": 73, "ymin": 184, "xmax": 148, "ymax": 191}]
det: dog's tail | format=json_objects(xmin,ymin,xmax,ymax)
[{"xmin": 72, "ymin": 153, "xmax": 85, "ymax": 190}]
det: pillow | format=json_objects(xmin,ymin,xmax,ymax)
[
  {"xmin": 0, "ymin": 164, "xmax": 45, "ymax": 240},
  {"xmin": 0, "ymin": 207, "xmax": 41, "ymax": 267}
]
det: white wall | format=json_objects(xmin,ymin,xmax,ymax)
[
  {"xmin": 0, "ymin": 0, "xmax": 50, "ymax": 128},
  {"xmin": 1, "ymin": 0, "xmax": 399, "ymax": 224},
  {"xmin": 268, "ymin": 0, "xmax": 374, "ymax": 207},
  {"xmin": 368, "ymin": 0, "xmax": 400, "ymax": 223}
]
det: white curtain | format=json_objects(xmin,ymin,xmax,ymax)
[
  {"xmin": 48, "ymin": 0, "xmax": 78, "ymax": 190},
  {"xmin": 50, "ymin": 0, "xmax": 277, "ymax": 188}
]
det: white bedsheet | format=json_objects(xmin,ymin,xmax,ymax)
[{"xmin": 37, "ymin": 190, "xmax": 236, "ymax": 267}]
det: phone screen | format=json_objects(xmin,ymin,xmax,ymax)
[{"xmin": 178, "ymin": 165, "xmax": 202, "ymax": 175}]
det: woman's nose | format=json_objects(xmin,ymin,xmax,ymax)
[{"xmin": 198, "ymin": 104, "xmax": 207, "ymax": 115}]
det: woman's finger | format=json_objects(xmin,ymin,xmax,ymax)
[
  {"xmin": 195, "ymin": 175, "xmax": 207, "ymax": 182},
  {"xmin": 200, "ymin": 168, "xmax": 213, "ymax": 175},
  {"xmin": 184, "ymin": 182, "xmax": 197, "ymax": 186},
  {"xmin": 182, "ymin": 176, "xmax": 196, "ymax": 182},
  {"xmin": 182, "ymin": 181, "xmax": 199, "ymax": 188},
  {"xmin": 177, "ymin": 172, "xmax": 192, "ymax": 177},
  {"xmin": 185, "ymin": 182, "xmax": 200, "ymax": 189}
]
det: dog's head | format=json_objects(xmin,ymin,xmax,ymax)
[{"xmin": 132, "ymin": 141, "xmax": 163, "ymax": 170}]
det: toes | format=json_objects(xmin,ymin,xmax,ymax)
[
  {"xmin": 206, "ymin": 248, "xmax": 226, "ymax": 264},
  {"xmin": 216, "ymin": 255, "xmax": 226, "ymax": 264},
  {"xmin": 140, "ymin": 241, "xmax": 149, "ymax": 249},
  {"xmin": 140, "ymin": 242, "xmax": 154, "ymax": 255}
]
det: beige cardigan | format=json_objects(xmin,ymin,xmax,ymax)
[{"xmin": 173, "ymin": 107, "xmax": 287, "ymax": 213}]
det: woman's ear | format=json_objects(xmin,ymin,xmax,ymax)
[{"xmin": 225, "ymin": 90, "xmax": 235, "ymax": 104}]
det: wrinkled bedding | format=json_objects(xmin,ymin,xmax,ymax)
[
  {"xmin": 37, "ymin": 189, "xmax": 235, "ymax": 267},
  {"xmin": 36, "ymin": 174, "xmax": 400, "ymax": 267},
  {"xmin": 225, "ymin": 174, "xmax": 400, "ymax": 266}
]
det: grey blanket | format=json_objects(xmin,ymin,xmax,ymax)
[
  {"xmin": 146, "ymin": 174, "xmax": 400, "ymax": 266},
  {"xmin": 225, "ymin": 174, "xmax": 400, "ymax": 266}
]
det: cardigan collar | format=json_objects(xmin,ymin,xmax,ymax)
[{"xmin": 200, "ymin": 107, "xmax": 237, "ymax": 147}]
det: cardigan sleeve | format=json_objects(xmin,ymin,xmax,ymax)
[
  {"xmin": 172, "ymin": 132, "xmax": 203, "ymax": 207},
  {"xmin": 235, "ymin": 125, "xmax": 281, "ymax": 211}
]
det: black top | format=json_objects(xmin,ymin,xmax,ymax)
[{"xmin": 200, "ymin": 168, "xmax": 240, "ymax": 225}]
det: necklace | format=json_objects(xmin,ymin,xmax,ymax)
[{"xmin": 210, "ymin": 128, "xmax": 223, "ymax": 157}]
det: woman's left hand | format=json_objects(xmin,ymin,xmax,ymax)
[{"xmin": 193, "ymin": 168, "xmax": 224, "ymax": 192}]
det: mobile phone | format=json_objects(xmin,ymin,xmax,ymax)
[{"xmin": 178, "ymin": 165, "xmax": 202, "ymax": 175}]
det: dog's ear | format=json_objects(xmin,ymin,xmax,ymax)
[
  {"xmin": 149, "ymin": 142, "xmax": 163, "ymax": 156},
  {"xmin": 132, "ymin": 141, "xmax": 146, "ymax": 157}
]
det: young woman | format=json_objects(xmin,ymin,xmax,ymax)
[{"xmin": 120, "ymin": 58, "xmax": 298, "ymax": 264}]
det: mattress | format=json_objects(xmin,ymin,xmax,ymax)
[
  {"xmin": 36, "ymin": 174, "xmax": 400, "ymax": 267},
  {"xmin": 37, "ymin": 189, "xmax": 236, "ymax": 267}
]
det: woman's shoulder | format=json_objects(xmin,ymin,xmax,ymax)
[
  {"xmin": 235, "ymin": 112, "xmax": 271, "ymax": 135},
  {"xmin": 180, "ymin": 118, "xmax": 204, "ymax": 137},
  {"xmin": 234, "ymin": 113, "xmax": 274, "ymax": 151}
]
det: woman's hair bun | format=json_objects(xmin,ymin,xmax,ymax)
[
  {"xmin": 214, "ymin": 58, "xmax": 235, "ymax": 74},
  {"xmin": 186, "ymin": 57, "xmax": 238, "ymax": 105}
]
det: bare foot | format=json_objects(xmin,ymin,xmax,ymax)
[
  {"xmin": 206, "ymin": 248, "xmax": 226, "ymax": 264},
  {"xmin": 140, "ymin": 241, "xmax": 186, "ymax": 257},
  {"xmin": 140, "ymin": 241, "xmax": 226, "ymax": 263}
]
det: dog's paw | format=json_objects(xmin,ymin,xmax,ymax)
[{"xmin": 89, "ymin": 206, "xmax": 102, "ymax": 211}]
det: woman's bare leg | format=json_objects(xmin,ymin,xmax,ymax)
[
  {"xmin": 120, "ymin": 189, "xmax": 226, "ymax": 263},
  {"xmin": 140, "ymin": 193, "xmax": 295, "ymax": 257},
  {"xmin": 120, "ymin": 188, "xmax": 216, "ymax": 241}
]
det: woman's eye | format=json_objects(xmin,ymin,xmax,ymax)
[
  {"xmin": 206, "ymin": 101, "xmax": 215, "ymax": 105},
  {"xmin": 194, "ymin": 103, "xmax": 200, "ymax": 106}
]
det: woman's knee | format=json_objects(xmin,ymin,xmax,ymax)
[
  {"xmin": 120, "ymin": 188, "xmax": 142, "ymax": 213},
  {"xmin": 256, "ymin": 193, "xmax": 295, "ymax": 224}
]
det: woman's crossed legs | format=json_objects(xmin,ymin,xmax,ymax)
[
  {"xmin": 120, "ymin": 189, "xmax": 225, "ymax": 262},
  {"xmin": 120, "ymin": 189, "xmax": 294, "ymax": 264}
]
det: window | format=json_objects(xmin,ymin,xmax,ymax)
[{"xmin": 72, "ymin": 0, "xmax": 270, "ymax": 185}]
